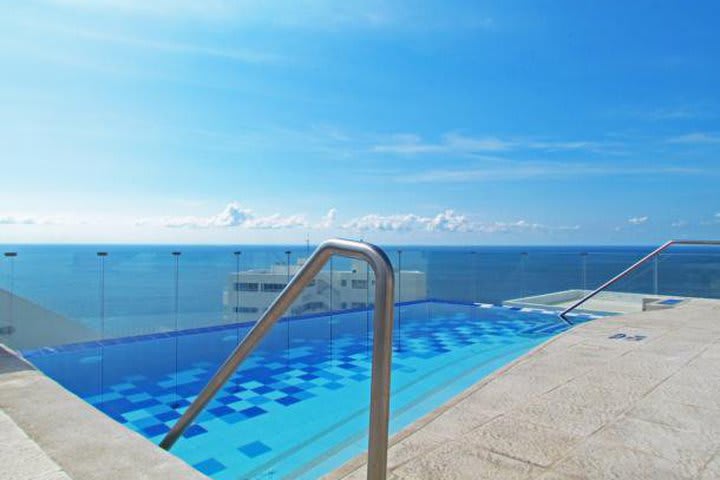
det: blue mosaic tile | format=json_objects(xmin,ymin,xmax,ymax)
[
  {"xmin": 239, "ymin": 406, "xmax": 267, "ymax": 418},
  {"xmin": 208, "ymin": 405, "xmax": 234, "ymax": 417},
  {"xmin": 142, "ymin": 423, "xmax": 169, "ymax": 437},
  {"xmin": 238, "ymin": 440, "xmax": 272, "ymax": 458},
  {"xmin": 194, "ymin": 458, "xmax": 225, "ymax": 476},
  {"xmin": 276, "ymin": 396, "xmax": 300, "ymax": 406},
  {"xmin": 183, "ymin": 424, "xmax": 207, "ymax": 439}
]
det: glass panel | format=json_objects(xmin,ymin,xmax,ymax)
[
  {"xmin": 0, "ymin": 251, "xmax": 16, "ymax": 345},
  {"xmin": 103, "ymin": 247, "xmax": 175, "ymax": 339},
  {"xmin": 657, "ymin": 247, "xmax": 720, "ymax": 299},
  {"xmin": 3, "ymin": 247, "xmax": 100, "ymax": 350},
  {"xmin": 473, "ymin": 248, "xmax": 524, "ymax": 304},
  {"xmin": 175, "ymin": 247, "xmax": 234, "ymax": 331}
]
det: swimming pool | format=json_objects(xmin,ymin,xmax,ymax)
[{"xmin": 22, "ymin": 301, "xmax": 588, "ymax": 479}]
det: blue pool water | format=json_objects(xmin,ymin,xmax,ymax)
[{"xmin": 24, "ymin": 301, "xmax": 586, "ymax": 479}]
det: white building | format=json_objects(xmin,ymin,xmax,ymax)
[{"xmin": 223, "ymin": 259, "xmax": 427, "ymax": 322}]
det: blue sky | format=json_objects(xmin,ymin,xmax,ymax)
[{"xmin": 1, "ymin": 0, "xmax": 719, "ymax": 245}]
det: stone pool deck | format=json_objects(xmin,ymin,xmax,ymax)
[
  {"xmin": 328, "ymin": 298, "xmax": 720, "ymax": 480},
  {"xmin": 0, "ymin": 345, "xmax": 208, "ymax": 480}
]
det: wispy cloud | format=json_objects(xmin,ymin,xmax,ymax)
[
  {"xmin": 0, "ymin": 214, "xmax": 58, "ymax": 225},
  {"xmin": 628, "ymin": 216, "xmax": 649, "ymax": 225},
  {"xmin": 43, "ymin": 0, "xmax": 494, "ymax": 31},
  {"xmin": 398, "ymin": 162, "xmax": 701, "ymax": 183},
  {"xmin": 24, "ymin": 22, "xmax": 285, "ymax": 65},
  {"xmin": 616, "ymin": 105, "xmax": 714, "ymax": 121},
  {"xmin": 666, "ymin": 132, "xmax": 720, "ymax": 145},
  {"xmin": 0, "ymin": 215, "xmax": 42, "ymax": 225},
  {"xmin": 474, "ymin": 220, "xmax": 580, "ymax": 234},
  {"xmin": 371, "ymin": 133, "xmax": 607, "ymax": 156},
  {"xmin": 372, "ymin": 133, "xmax": 514, "ymax": 155}
]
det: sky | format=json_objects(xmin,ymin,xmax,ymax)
[{"xmin": 1, "ymin": 0, "xmax": 719, "ymax": 245}]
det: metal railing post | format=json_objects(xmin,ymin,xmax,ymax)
[
  {"xmin": 560, "ymin": 240, "xmax": 720, "ymax": 323},
  {"xmin": 159, "ymin": 239, "xmax": 395, "ymax": 480},
  {"xmin": 653, "ymin": 254, "xmax": 659, "ymax": 295}
]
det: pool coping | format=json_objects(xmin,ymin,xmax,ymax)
[{"xmin": 0, "ymin": 343, "xmax": 209, "ymax": 480}]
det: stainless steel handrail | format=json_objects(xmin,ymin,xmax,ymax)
[
  {"xmin": 160, "ymin": 239, "xmax": 395, "ymax": 480},
  {"xmin": 559, "ymin": 239, "xmax": 720, "ymax": 322}
]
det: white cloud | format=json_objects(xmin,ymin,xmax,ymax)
[
  {"xmin": 343, "ymin": 213, "xmax": 429, "ymax": 232},
  {"xmin": 0, "ymin": 215, "xmax": 40, "ymax": 225},
  {"xmin": 701, "ymin": 213, "xmax": 720, "ymax": 226},
  {"xmin": 317, "ymin": 208, "xmax": 337, "ymax": 229},
  {"xmin": 247, "ymin": 213, "xmax": 308, "ymax": 229},
  {"xmin": 628, "ymin": 216, "xmax": 649, "ymax": 225},
  {"xmin": 400, "ymin": 162, "xmax": 702, "ymax": 183},
  {"xmin": 372, "ymin": 133, "xmax": 514, "ymax": 155},
  {"xmin": 671, "ymin": 220, "xmax": 687, "ymax": 228},
  {"xmin": 342, "ymin": 210, "xmax": 471, "ymax": 233},
  {"xmin": 371, "ymin": 132, "xmax": 609, "ymax": 157},
  {"xmin": 425, "ymin": 210, "xmax": 471, "ymax": 232},
  {"xmin": 342, "ymin": 210, "xmax": 577, "ymax": 234},
  {"xmin": 474, "ymin": 220, "xmax": 579, "ymax": 234},
  {"xmin": 0, "ymin": 214, "xmax": 58, "ymax": 225},
  {"xmin": 666, "ymin": 132, "xmax": 720, "ymax": 145},
  {"xmin": 161, "ymin": 202, "xmax": 308, "ymax": 229},
  {"xmin": 56, "ymin": 27, "xmax": 284, "ymax": 65},
  {"xmin": 42, "ymin": 0, "xmax": 493, "ymax": 31},
  {"xmin": 526, "ymin": 141, "xmax": 600, "ymax": 151}
]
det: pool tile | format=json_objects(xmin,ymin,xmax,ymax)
[
  {"xmin": 238, "ymin": 441, "xmax": 272, "ymax": 458},
  {"xmin": 194, "ymin": 458, "xmax": 226, "ymax": 476}
]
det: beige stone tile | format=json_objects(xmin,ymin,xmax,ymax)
[
  {"xmin": 538, "ymin": 381, "xmax": 636, "ymax": 416},
  {"xmin": 392, "ymin": 442, "xmax": 543, "ymax": 480},
  {"xmin": 665, "ymin": 364, "xmax": 720, "ymax": 390},
  {"xmin": 699, "ymin": 343, "xmax": 720, "ymax": 360},
  {"xmin": 419, "ymin": 403, "xmax": 499, "ymax": 439},
  {"xmin": 0, "ymin": 411, "xmax": 66, "ymax": 480},
  {"xmin": 386, "ymin": 428, "xmax": 448, "ymax": 469},
  {"xmin": 534, "ymin": 472, "xmax": 584, "ymax": 480},
  {"xmin": 553, "ymin": 439, "xmax": 688, "ymax": 480},
  {"xmin": 534, "ymin": 334, "xmax": 586, "ymax": 354},
  {"xmin": 687, "ymin": 356, "xmax": 720, "ymax": 376},
  {"xmin": 461, "ymin": 373, "xmax": 556, "ymax": 412},
  {"xmin": 699, "ymin": 453, "xmax": 720, "ymax": 480},
  {"xmin": 662, "ymin": 368, "xmax": 720, "ymax": 398},
  {"xmin": 640, "ymin": 338, "xmax": 708, "ymax": 362},
  {"xmin": 590, "ymin": 417, "xmax": 717, "ymax": 478},
  {"xmin": 650, "ymin": 378, "xmax": 720, "ymax": 411},
  {"xmin": 502, "ymin": 358, "xmax": 584, "ymax": 385},
  {"xmin": 571, "ymin": 367, "xmax": 661, "ymax": 401},
  {"xmin": 465, "ymin": 414, "xmax": 580, "ymax": 467},
  {"xmin": 334, "ymin": 466, "xmax": 402, "ymax": 480},
  {"xmin": 602, "ymin": 350, "xmax": 686, "ymax": 381},
  {"xmin": 512, "ymin": 397, "xmax": 615, "ymax": 437},
  {"xmin": 627, "ymin": 397, "xmax": 720, "ymax": 435}
]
